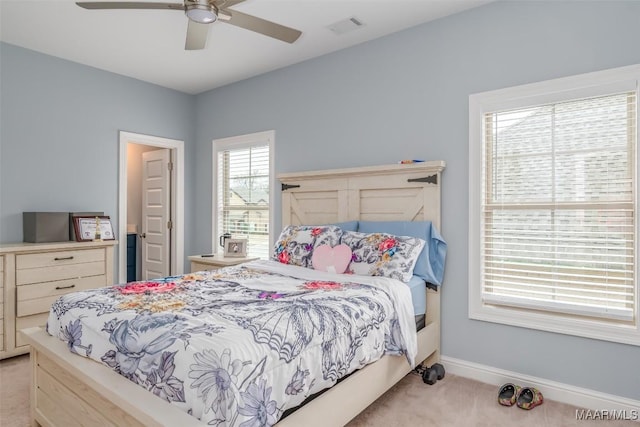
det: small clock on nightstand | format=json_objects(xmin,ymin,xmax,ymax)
[{"xmin": 188, "ymin": 254, "xmax": 259, "ymax": 273}]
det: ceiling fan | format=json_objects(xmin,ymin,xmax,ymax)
[{"xmin": 75, "ymin": 0, "xmax": 302, "ymax": 50}]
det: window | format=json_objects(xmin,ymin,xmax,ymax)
[
  {"xmin": 213, "ymin": 131, "xmax": 274, "ymax": 259},
  {"xmin": 469, "ymin": 65, "xmax": 640, "ymax": 345}
]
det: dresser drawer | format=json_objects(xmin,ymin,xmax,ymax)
[
  {"xmin": 17, "ymin": 248, "xmax": 104, "ymax": 270},
  {"xmin": 17, "ymin": 262, "xmax": 105, "ymax": 286},
  {"xmin": 17, "ymin": 275, "xmax": 107, "ymax": 317},
  {"xmin": 191, "ymin": 261, "xmax": 218, "ymax": 272},
  {"xmin": 16, "ymin": 248, "xmax": 106, "ymax": 286},
  {"xmin": 16, "ymin": 313, "xmax": 49, "ymax": 347}
]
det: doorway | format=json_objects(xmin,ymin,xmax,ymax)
[{"xmin": 118, "ymin": 131, "xmax": 185, "ymax": 283}]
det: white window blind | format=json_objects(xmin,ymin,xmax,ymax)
[
  {"xmin": 482, "ymin": 91, "xmax": 637, "ymax": 321},
  {"xmin": 217, "ymin": 144, "xmax": 270, "ymax": 259}
]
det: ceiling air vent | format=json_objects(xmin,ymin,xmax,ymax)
[{"xmin": 327, "ymin": 17, "xmax": 365, "ymax": 35}]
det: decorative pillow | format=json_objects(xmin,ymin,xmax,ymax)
[
  {"xmin": 341, "ymin": 231, "xmax": 425, "ymax": 283},
  {"xmin": 358, "ymin": 221, "xmax": 447, "ymax": 286},
  {"xmin": 273, "ymin": 225, "xmax": 343, "ymax": 268},
  {"xmin": 311, "ymin": 244, "xmax": 352, "ymax": 274}
]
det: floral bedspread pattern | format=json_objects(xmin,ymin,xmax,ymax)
[{"xmin": 47, "ymin": 260, "xmax": 417, "ymax": 427}]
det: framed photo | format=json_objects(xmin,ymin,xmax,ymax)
[
  {"xmin": 224, "ymin": 238, "xmax": 247, "ymax": 257},
  {"xmin": 73, "ymin": 216, "xmax": 115, "ymax": 242}
]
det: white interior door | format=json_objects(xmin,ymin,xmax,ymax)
[{"xmin": 141, "ymin": 149, "xmax": 171, "ymax": 279}]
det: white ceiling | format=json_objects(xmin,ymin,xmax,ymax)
[{"xmin": 1, "ymin": 0, "xmax": 492, "ymax": 94}]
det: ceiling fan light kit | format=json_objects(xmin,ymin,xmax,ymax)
[{"xmin": 185, "ymin": 1, "xmax": 217, "ymax": 24}]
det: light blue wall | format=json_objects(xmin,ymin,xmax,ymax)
[
  {"xmin": 2, "ymin": 0, "xmax": 639, "ymax": 402},
  {"xmin": 0, "ymin": 43, "xmax": 196, "ymax": 272},
  {"xmin": 193, "ymin": 1, "xmax": 640, "ymax": 400}
]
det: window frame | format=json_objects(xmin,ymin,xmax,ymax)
[
  {"xmin": 212, "ymin": 130, "xmax": 275, "ymax": 259},
  {"xmin": 469, "ymin": 65, "xmax": 640, "ymax": 345}
]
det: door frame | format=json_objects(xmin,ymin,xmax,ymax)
[{"xmin": 118, "ymin": 131, "xmax": 185, "ymax": 283}]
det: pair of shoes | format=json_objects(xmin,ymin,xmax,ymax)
[{"xmin": 498, "ymin": 383, "xmax": 544, "ymax": 410}]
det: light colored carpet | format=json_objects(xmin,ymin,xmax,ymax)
[
  {"xmin": 0, "ymin": 354, "xmax": 634, "ymax": 426},
  {"xmin": 0, "ymin": 355, "xmax": 30, "ymax": 427}
]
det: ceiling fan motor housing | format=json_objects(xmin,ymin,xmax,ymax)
[{"xmin": 185, "ymin": 0, "xmax": 218, "ymax": 24}]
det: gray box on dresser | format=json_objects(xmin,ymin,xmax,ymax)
[{"xmin": 23, "ymin": 212, "xmax": 69, "ymax": 243}]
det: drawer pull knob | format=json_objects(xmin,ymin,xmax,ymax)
[
  {"xmin": 54, "ymin": 256, "xmax": 74, "ymax": 261},
  {"xmin": 55, "ymin": 284, "xmax": 76, "ymax": 290}
]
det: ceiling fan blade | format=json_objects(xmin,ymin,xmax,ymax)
[
  {"xmin": 216, "ymin": 0, "xmax": 246, "ymax": 21},
  {"xmin": 224, "ymin": 10, "xmax": 301, "ymax": 43},
  {"xmin": 185, "ymin": 20, "xmax": 210, "ymax": 50},
  {"xmin": 216, "ymin": 0, "xmax": 245, "ymax": 8},
  {"xmin": 76, "ymin": 2, "xmax": 184, "ymax": 10}
]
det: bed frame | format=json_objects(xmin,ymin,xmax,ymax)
[{"xmin": 22, "ymin": 161, "xmax": 446, "ymax": 427}]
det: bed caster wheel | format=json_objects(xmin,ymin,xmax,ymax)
[
  {"xmin": 432, "ymin": 363, "xmax": 445, "ymax": 380},
  {"xmin": 422, "ymin": 367, "xmax": 438, "ymax": 385}
]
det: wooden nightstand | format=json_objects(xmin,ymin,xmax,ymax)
[{"xmin": 188, "ymin": 254, "xmax": 259, "ymax": 272}]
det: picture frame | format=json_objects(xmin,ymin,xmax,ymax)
[
  {"xmin": 224, "ymin": 238, "xmax": 247, "ymax": 257},
  {"xmin": 72, "ymin": 216, "xmax": 115, "ymax": 242}
]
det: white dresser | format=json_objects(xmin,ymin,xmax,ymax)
[{"xmin": 0, "ymin": 240, "xmax": 116, "ymax": 359}]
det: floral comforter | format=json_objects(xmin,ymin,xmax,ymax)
[{"xmin": 46, "ymin": 260, "xmax": 417, "ymax": 426}]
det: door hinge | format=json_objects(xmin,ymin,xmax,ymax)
[
  {"xmin": 281, "ymin": 183, "xmax": 301, "ymax": 191},
  {"xmin": 167, "ymin": 220, "xmax": 173, "ymax": 230},
  {"xmin": 168, "ymin": 162, "xmax": 174, "ymax": 171},
  {"xmin": 407, "ymin": 174, "xmax": 438, "ymax": 185}
]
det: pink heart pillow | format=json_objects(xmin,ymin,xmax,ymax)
[{"xmin": 311, "ymin": 244, "xmax": 352, "ymax": 274}]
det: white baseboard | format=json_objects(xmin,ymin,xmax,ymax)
[{"xmin": 441, "ymin": 356, "xmax": 640, "ymax": 416}]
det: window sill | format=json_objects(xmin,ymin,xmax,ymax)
[{"xmin": 469, "ymin": 302, "xmax": 640, "ymax": 346}]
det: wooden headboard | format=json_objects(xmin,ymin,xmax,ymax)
[
  {"xmin": 278, "ymin": 161, "xmax": 445, "ymax": 230},
  {"xmin": 278, "ymin": 160, "xmax": 446, "ymax": 370}
]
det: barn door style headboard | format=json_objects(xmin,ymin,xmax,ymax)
[{"xmin": 278, "ymin": 161, "xmax": 445, "ymax": 230}]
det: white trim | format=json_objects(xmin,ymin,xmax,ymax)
[
  {"xmin": 118, "ymin": 131, "xmax": 185, "ymax": 283},
  {"xmin": 269, "ymin": 134, "xmax": 275, "ymax": 252},
  {"xmin": 469, "ymin": 303, "xmax": 640, "ymax": 346},
  {"xmin": 482, "ymin": 294, "xmax": 633, "ymax": 322},
  {"xmin": 474, "ymin": 63, "xmax": 640, "ymax": 112},
  {"xmin": 441, "ymin": 356, "xmax": 640, "ymax": 416},
  {"xmin": 468, "ymin": 64, "xmax": 640, "ymax": 346},
  {"xmin": 211, "ymin": 130, "xmax": 275, "ymax": 257}
]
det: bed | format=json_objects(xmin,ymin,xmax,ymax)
[{"xmin": 22, "ymin": 161, "xmax": 446, "ymax": 427}]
